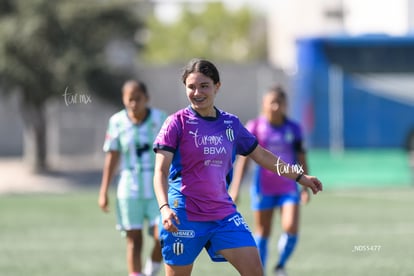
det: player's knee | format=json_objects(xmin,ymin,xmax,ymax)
[
  {"xmin": 256, "ymin": 225, "xmax": 271, "ymax": 237},
  {"xmin": 283, "ymin": 224, "xmax": 298, "ymax": 234}
]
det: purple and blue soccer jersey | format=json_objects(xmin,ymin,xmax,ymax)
[
  {"xmin": 153, "ymin": 106, "xmax": 258, "ymax": 221},
  {"xmin": 246, "ymin": 116, "xmax": 304, "ymax": 196}
]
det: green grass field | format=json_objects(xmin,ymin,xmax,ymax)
[{"xmin": 1, "ymin": 187, "xmax": 413, "ymax": 276}]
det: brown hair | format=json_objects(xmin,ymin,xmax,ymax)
[{"xmin": 181, "ymin": 58, "xmax": 220, "ymax": 85}]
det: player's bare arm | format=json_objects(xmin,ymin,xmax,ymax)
[
  {"xmin": 154, "ymin": 150, "xmax": 180, "ymax": 232},
  {"xmin": 248, "ymin": 145, "xmax": 323, "ymax": 194},
  {"xmin": 98, "ymin": 150, "xmax": 120, "ymax": 212}
]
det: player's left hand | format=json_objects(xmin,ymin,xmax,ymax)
[{"xmin": 298, "ymin": 174, "xmax": 323, "ymax": 194}]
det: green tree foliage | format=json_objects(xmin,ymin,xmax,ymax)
[
  {"xmin": 142, "ymin": 2, "xmax": 267, "ymax": 64},
  {"xmin": 0, "ymin": 0, "xmax": 142, "ymax": 171}
]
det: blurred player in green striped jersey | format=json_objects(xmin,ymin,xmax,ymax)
[{"xmin": 99, "ymin": 80, "xmax": 167, "ymax": 276}]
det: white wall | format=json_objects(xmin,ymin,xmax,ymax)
[
  {"xmin": 344, "ymin": 0, "xmax": 408, "ymax": 35},
  {"xmin": 267, "ymin": 0, "xmax": 413, "ymax": 70}
]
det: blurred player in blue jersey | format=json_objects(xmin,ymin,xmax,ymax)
[
  {"xmin": 153, "ymin": 59, "xmax": 322, "ymax": 276},
  {"xmin": 99, "ymin": 80, "xmax": 167, "ymax": 276},
  {"xmin": 230, "ymin": 84, "xmax": 310, "ymax": 276}
]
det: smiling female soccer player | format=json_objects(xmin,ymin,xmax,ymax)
[{"xmin": 153, "ymin": 58, "xmax": 322, "ymax": 276}]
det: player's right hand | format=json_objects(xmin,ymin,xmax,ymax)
[
  {"xmin": 98, "ymin": 193, "xmax": 110, "ymax": 212},
  {"xmin": 161, "ymin": 206, "xmax": 180, "ymax": 232}
]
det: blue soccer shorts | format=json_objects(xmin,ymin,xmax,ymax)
[
  {"xmin": 251, "ymin": 191, "xmax": 300, "ymax": 211},
  {"xmin": 159, "ymin": 209, "xmax": 256, "ymax": 266}
]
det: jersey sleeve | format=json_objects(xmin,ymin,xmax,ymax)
[
  {"xmin": 103, "ymin": 116, "xmax": 121, "ymax": 152},
  {"xmin": 235, "ymin": 119, "xmax": 258, "ymax": 156},
  {"xmin": 153, "ymin": 114, "xmax": 181, "ymax": 153}
]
